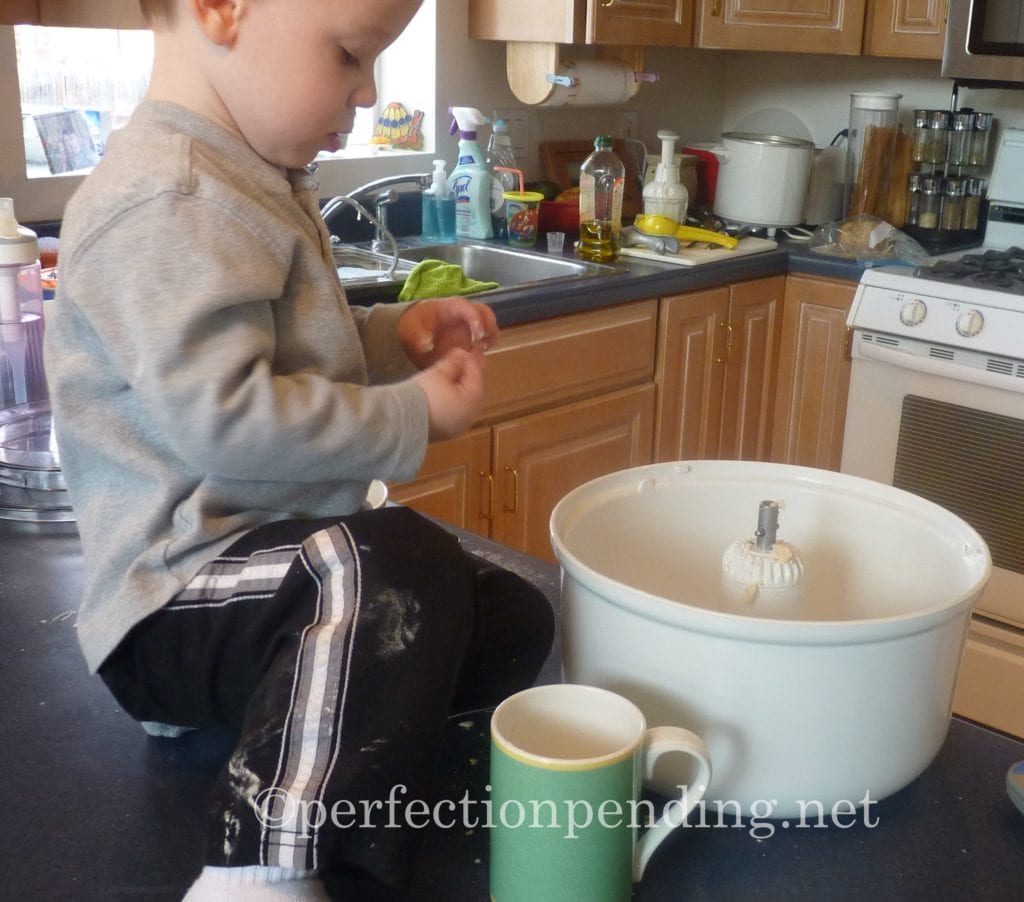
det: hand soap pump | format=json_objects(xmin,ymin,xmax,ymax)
[
  {"xmin": 421, "ymin": 159, "xmax": 456, "ymax": 244},
  {"xmin": 447, "ymin": 107, "xmax": 493, "ymax": 240},
  {"xmin": 0, "ymin": 197, "xmax": 47, "ymax": 410},
  {"xmin": 642, "ymin": 130, "xmax": 688, "ymax": 224}
]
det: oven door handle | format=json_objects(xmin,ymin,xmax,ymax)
[{"xmin": 855, "ymin": 337, "xmax": 1024, "ymax": 394}]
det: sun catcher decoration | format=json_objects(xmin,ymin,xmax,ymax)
[{"xmin": 371, "ymin": 102, "xmax": 424, "ymax": 151}]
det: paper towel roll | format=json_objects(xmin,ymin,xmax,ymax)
[{"xmin": 541, "ymin": 59, "xmax": 640, "ymax": 108}]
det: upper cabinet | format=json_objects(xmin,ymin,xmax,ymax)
[
  {"xmin": 696, "ymin": 0, "xmax": 868, "ymax": 55},
  {"xmin": 863, "ymin": 0, "xmax": 947, "ymax": 60},
  {"xmin": 0, "ymin": 1, "xmax": 146, "ymax": 29},
  {"xmin": 469, "ymin": 0, "xmax": 693, "ymax": 47}
]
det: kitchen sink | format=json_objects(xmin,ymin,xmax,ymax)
[{"xmin": 334, "ymin": 239, "xmax": 616, "ymax": 303}]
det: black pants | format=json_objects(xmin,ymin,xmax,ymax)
[{"xmin": 99, "ymin": 507, "xmax": 554, "ymax": 886}]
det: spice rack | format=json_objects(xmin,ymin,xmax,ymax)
[{"xmin": 902, "ymin": 100, "xmax": 994, "ymax": 256}]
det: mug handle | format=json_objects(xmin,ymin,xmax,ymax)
[{"xmin": 633, "ymin": 726, "xmax": 712, "ymax": 882}]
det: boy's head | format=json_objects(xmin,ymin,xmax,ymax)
[{"xmin": 144, "ymin": 0, "xmax": 422, "ymax": 170}]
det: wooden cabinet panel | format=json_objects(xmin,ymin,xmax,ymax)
[
  {"xmin": 491, "ymin": 383, "xmax": 656, "ymax": 562},
  {"xmin": 655, "ymin": 287, "xmax": 727, "ymax": 461},
  {"xmin": 656, "ymin": 276, "xmax": 782, "ymax": 463},
  {"xmin": 719, "ymin": 276, "xmax": 784, "ymax": 461},
  {"xmin": 469, "ymin": 0, "xmax": 691, "ymax": 45},
  {"xmin": 771, "ymin": 274, "xmax": 855, "ymax": 471},
  {"xmin": 1, "ymin": 1, "xmax": 147, "ymax": 27},
  {"xmin": 387, "ymin": 428, "xmax": 491, "ymax": 536},
  {"xmin": 589, "ymin": 0, "xmax": 693, "ymax": 46},
  {"xmin": 480, "ymin": 300, "xmax": 657, "ymax": 424},
  {"xmin": 863, "ymin": 0, "xmax": 946, "ymax": 59},
  {"xmin": 696, "ymin": 0, "xmax": 867, "ymax": 54}
]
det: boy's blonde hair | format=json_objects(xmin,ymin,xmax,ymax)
[{"xmin": 139, "ymin": 0, "xmax": 176, "ymax": 26}]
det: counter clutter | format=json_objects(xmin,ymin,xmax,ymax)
[{"xmin": 3, "ymin": 518, "xmax": 1023, "ymax": 901}]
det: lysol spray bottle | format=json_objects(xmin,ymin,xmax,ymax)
[{"xmin": 447, "ymin": 107, "xmax": 494, "ymax": 240}]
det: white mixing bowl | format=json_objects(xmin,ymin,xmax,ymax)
[{"xmin": 550, "ymin": 461, "xmax": 990, "ymax": 818}]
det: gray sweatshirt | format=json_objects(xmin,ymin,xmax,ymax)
[{"xmin": 45, "ymin": 101, "xmax": 428, "ymax": 672}]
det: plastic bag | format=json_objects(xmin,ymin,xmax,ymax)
[{"xmin": 809, "ymin": 215, "xmax": 929, "ymax": 266}]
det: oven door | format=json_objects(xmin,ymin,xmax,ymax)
[{"xmin": 841, "ymin": 334, "xmax": 1024, "ymax": 736}]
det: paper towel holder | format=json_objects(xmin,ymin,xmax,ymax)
[{"xmin": 506, "ymin": 42, "xmax": 650, "ymax": 107}]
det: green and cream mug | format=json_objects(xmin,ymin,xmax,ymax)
[{"xmin": 489, "ymin": 683, "xmax": 712, "ymax": 902}]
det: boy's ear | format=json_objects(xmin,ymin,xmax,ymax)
[{"xmin": 185, "ymin": 0, "xmax": 246, "ymax": 46}]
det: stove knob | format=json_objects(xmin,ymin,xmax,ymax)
[
  {"xmin": 956, "ymin": 309, "xmax": 985, "ymax": 338},
  {"xmin": 899, "ymin": 298, "xmax": 928, "ymax": 326}
]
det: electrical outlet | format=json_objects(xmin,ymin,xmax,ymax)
[{"xmin": 619, "ymin": 111, "xmax": 639, "ymax": 140}]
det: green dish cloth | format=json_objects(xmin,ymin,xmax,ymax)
[{"xmin": 397, "ymin": 258, "xmax": 499, "ymax": 302}]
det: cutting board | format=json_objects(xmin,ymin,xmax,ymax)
[{"xmin": 619, "ymin": 235, "xmax": 778, "ymax": 266}]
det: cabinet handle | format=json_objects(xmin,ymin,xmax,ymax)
[
  {"xmin": 503, "ymin": 465, "xmax": 519, "ymax": 514},
  {"xmin": 601, "ymin": 0, "xmax": 616, "ymax": 7},
  {"xmin": 716, "ymin": 321, "xmax": 733, "ymax": 364},
  {"xmin": 843, "ymin": 326, "xmax": 853, "ymax": 362},
  {"xmin": 479, "ymin": 471, "xmax": 494, "ymax": 522},
  {"xmin": 710, "ymin": 0, "xmax": 722, "ymax": 16}
]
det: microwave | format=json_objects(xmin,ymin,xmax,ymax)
[{"xmin": 943, "ymin": 0, "xmax": 1024, "ymax": 85}]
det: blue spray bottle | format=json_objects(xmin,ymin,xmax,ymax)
[{"xmin": 447, "ymin": 107, "xmax": 493, "ymax": 240}]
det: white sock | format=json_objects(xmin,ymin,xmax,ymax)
[{"xmin": 182, "ymin": 865, "xmax": 329, "ymax": 901}]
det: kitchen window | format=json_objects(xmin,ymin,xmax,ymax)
[{"xmin": 8, "ymin": 0, "xmax": 435, "ymax": 187}]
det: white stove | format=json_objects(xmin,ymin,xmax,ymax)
[{"xmin": 841, "ymin": 126, "xmax": 1024, "ymax": 739}]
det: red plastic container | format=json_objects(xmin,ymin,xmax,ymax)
[
  {"xmin": 538, "ymin": 200, "xmax": 579, "ymax": 233},
  {"xmin": 682, "ymin": 144, "xmax": 720, "ymax": 208}
]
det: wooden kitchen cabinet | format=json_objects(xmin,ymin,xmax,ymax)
[
  {"xmin": 468, "ymin": 0, "xmax": 692, "ymax": 46},
  {"xmin": 0, "ymin": 0, "xmax": 146, "ymax": 28},
  {"xmin": 863, "ymin": 0, "xmax": 947, "ymax": 60},
  {"xmin": 695, "ymin": 0, "xmax": 867, "ymax": 55},
  {"xmin": 390, "ymin": 301, "xmax": 659, "ymax": 561},
  {"xmin": 770, "ymin": 274, "xmax": 856, "ymax": 471},
  {"xmin": 655, "ymin": 276, "xmax": 784, "ymax": 463}
]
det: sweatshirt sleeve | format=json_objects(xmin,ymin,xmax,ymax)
[{"xmin": 57, "ymin": 192, "xmax": 428, "ymax": 485}]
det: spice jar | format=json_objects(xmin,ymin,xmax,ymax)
[
  {"xmin": 905, "ymin": 172, "xmax": 923, "ymax": 227},
  {"xmin": 911, "ymin": 109, "xmax": 931, "ymax": 163},
  {"xmin": 940, "ymin": 177, "xmax": 965, "ymax": 231},
  {"xmin": 924, "ymin": 110, "xmax": 951, "ymax": 164},
  {"xmin": 962, "ymin": 177, "xmax": 986, "ymax": 231},
  {"xmin": 969, "ymin": 112, "xmax": 993, "ymax": 166},
  {"xmin": 948, "ymin": 112, "xmax": 974, "ymax": 166},
  {"xmin": 917, "ymin": 175, "xmax": 941, "ymax": 230}
]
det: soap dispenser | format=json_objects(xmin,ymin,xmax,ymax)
[
  {"xmin": 0, "ymin": 197, "xmax": 47, "ymax": 410},
  {"xmin": 642, "ymin": 130, "xmax": 688, "ymax": 224},
  {"xmin": 421, "ymin": 159, "xmax": 456, "ymax": 244}
]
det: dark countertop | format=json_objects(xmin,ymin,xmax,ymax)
[
  {"xmin": 3, "ymin": 520, "xmax": 1023, "ymax": 901},
  {"xmin": 376, "ymin": 235, "xmax": 865, "ymax": 328}
]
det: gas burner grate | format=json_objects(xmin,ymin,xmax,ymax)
[{"xmin": 921, "ymin": 246, "xmax": 1024, "ymax": 295}]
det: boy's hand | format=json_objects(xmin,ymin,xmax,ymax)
[
  {"xmin": 414, "ymin": 347, "xmax": 486, "ymax": 441},
  {"xmin": 398, "ymin": 297, "xmax": 498, "ymax": 369}
]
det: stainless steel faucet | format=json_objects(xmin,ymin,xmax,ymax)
[
  {"xmin": 321, "ymin": 172, "xmax": 432, "ymax": 246},
  {"xmin": 320, "ymin": 172, "xmax": 433, "ymax": 278}
]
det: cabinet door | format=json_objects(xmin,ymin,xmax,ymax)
[
  {"xmin": 863, "ymin": 0, "xmax": 947, "ymax": 59},
  {"xmin": 468, "ymin": 0, "xmax": 579, "ymax": 42},
  {"xmin": 1, "ymin": 1, "xmax": 149, "ymax": 27},
  {"xmin": 387, "ymin": 428, "xmax": 492, "ymax": 535},
  {"xmin": 491, "ymin": 384, "xmax": 656, "ymax": 562},
  {"xmin": 771, "ymin": 275, "xmax": 855, "ymax": 471},
  {"xmin": 589, "ymin": 0, "xmax": 693, "ymax": 46},
  {"xmin": 719, "ymin": 276, "xmax": 784, "ymax": 461},
  {"xmin": 655, "ymin": 288, "xmax": 728, "ymax": 461},
  {"xmin": 696, "ymin": 0, "xmax": 866, "ymax": 54}
]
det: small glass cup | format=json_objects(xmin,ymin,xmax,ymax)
[
  {"xmin": 504, "ymin": 191, "xmax": 544, "ymax": 248},
  {"xmin": 546, "ymin": 231, "xmax": 566, "ymax": 254}
]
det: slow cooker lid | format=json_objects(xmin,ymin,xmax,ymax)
[{"xmin": 722, "ymin": 131, "xmax": 815, "ymax": 149}]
